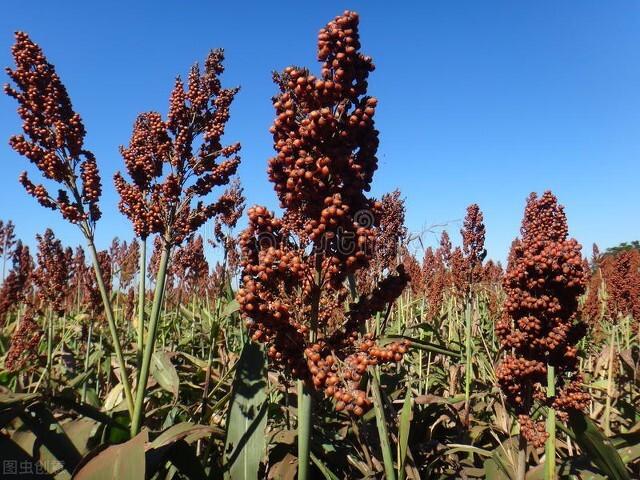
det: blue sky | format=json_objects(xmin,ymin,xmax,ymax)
[{"xmin": 1, "ymin": 1, "xmax": 638, "ymax": 263}]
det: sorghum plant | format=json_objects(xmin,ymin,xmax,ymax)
[
  {"xmin": 601, "ymin": 248, "xmax": 640, "ymax": 322},
  {"xmin": 0, "ymin": 219, "xmax": 17, "ymax": 280},
  {"xmin": 461, "ymin": 203, "xmax": 487, "ymax": 288},
  {"xmin": 4, "ymin": 32, "xmax": 134, "ymax": 414},
  {"xmin": 358, "ymin": 189, "xmax": 408, "ymax": 293},
  {"xmin": 33, "ymin": 228, "xmax": 69, "ymax": 316},
  {"xmin": 496, "ymin": 191, "xmax": 589, "ymax": 478},
  {"xmin": 0, "ymin": 241, "xmax": 33, "ymax": 324},
  {"xmin": 173, "ymin": 235, "xmax": 209, "ymax": 300},
  {"xmin": 114, "ymin": 49, "xmax": 242, "ymax": 434},
  {"xmin": 237, "ymin": 11, "xmax": 409, "ymax": 477},
  {"xmin": 420, "ymin": 247, "xmax": 447, "ymax": 319},
  {"xmin": 5, "ymin": 310, "xmax": 42, "ymax": 373}
]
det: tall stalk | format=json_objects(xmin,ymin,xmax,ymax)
[
  {"xmin": 130, "ymin": 242, "xmax": 171, "ymax": 436},
  {"xmin": 298, "ymin": 273, "xmax": 320, "ymax": 480},
  {"xmin": 371, "ymin": 369, "xmax": 397, "ymax": 480},
  {"xmin": 297, "ymin": 380, "xmax": 313, "ymax": 480},
  {"xmin": 86, "ymin": 238, "xmax": 134, "ymax": 416},
  {"xmin": 516, "ymin": 432, "xmax": 527, "ymax": 480},
  {"xmin": 463, "ymin": 297, "xmax": 473, "ymax": 423},
  {"xmin": 81, "ymin": 318, "xmax": 94, "ymax": 403},
  {"xmin": 604, "ymin": 325, "xmax": 616, "ymax": 436},
  {"xmin": 46, "ymin": 310, "xmax": 53, "ymax": 390},
  {"xmin": 136, "ymin": 239, "xmax": 146, "ymax": 366},
  {"xmin": 544, "ymin": 364, "xmax": 556, "ymax": 480}
]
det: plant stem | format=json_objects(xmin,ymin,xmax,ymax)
[
  {"xmin": 46, "ymin": 310, "xmax": 53, "ymax": 391},
  {"xmin": 130, "ymin": 242, "xmax": 171, "ymax": 436},
  {"xmin": 298, "ymin": 268, "xmax": 321, "ymax": 480},
  {"xmin": 371, "ymin": 368, "xmax": 397, "ymax": 480},
  {"xmin": 137, "ymin": 238, "xmax": 146, "ymax": 367},
  {"xmin": 86, "ymin": 239, "xmax": 134, "ymax": 416},
  {"xmin": 516, "ymin": 432, "xmax": 527, "ymax": 480},
  {"xmin": 604, "ymin": 325, "xmax": 616, "ymax": 436},
  {"xmin": 82, "ymin": 317, "xmax": 93, "ymax": 403},
  {"xmin": 297, "ymin": 379, "xmax": 312, "ymax": 480},
  {"xmin": 545, "ymin": 364, "xmax": 556, "ymax": 480},
  {"xmin": 464, "ymin": 297, "xmax": 472, "ymax": 424}
]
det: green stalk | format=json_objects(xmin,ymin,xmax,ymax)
[
  {"xmin": 544, "ymin": 364, "xmax": 556, "ymax": 480},
  {"xmin": 87, "ymin": 239, "xmax": 134, "ymax": 416},
  {"xmin": 81, "ymin": 317, "xmax": 94, "ymax": 403},
  {"xmin": 46, "ymin": 310, "xmax": 53, "ymax": 391},
  {"xmin": 464, "ymin": 297, "xmax": 472, "ymax": 422},
  {"xmin": 371, "ymin": 369, "xmax": 397, "ymax": 480},
  {"xmin": 604, "ymin": 325, "xmax": 616, "ymax": 436},
  {"xmin": 130, "ymin": 242, "xmax": 171, "ymax": 436},
  {"xmin": 297, "ymin": 380, "xmax": 312, "ymax": 480},
  {"xmin": 516, "ymin": 432, "xmax": 527, "ymax": 480},
  {"xmin": 298, "ymin": 269, "xmax": 321, "ymax": 480},
  {"xmin": 137, "ymin": 239, "xmax": 146, "ymax": 366}
]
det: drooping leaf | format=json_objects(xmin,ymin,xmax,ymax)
[
  {"xmin": 223, "ymin": 341, "xmax": 268, "ymax": 480},
  {"xmin": 73, "ymin": 430, "xmax": 147, "ymax": 480},
  {"xmin": 150, "ymin": 351, "xmax": 180, "ymax": 398},
  {"xmin": 398, "ymin": 388, "xmax": 412, "ymax": 480},
  {"xmin": 0, "ymin": 435, "xmax": 55, "ymax": 479},
  {"xmin": 566, "ymin": 411, "xmax": 631, "ymax": 480}
]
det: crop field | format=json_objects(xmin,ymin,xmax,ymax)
[{"xmin": 1, "ymin": 8, "xmax": 639, "ymax": 480}]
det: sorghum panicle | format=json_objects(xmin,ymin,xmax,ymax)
[
  {"xmin": 5, "ymin": 310, "xmax": 42, "ymax": 372},
  {"xmin": 461, "ymin": 203, "xmax": 487, "ymax": 286},
  {"xmin": 238, "ymin": 11, "xmax": 409, "ymax": 416},
  {"xmin": 0, "ymin": 220, "xmax": 17, "ymax": 259},
  {"xmin": 114, "ymin": 50, "xmax": 241, "ymax": 246},
  {"xmin": 496, "ymin": 191, "xmax": 589, "ymax": 447},
  {"xmin": 358, "ymin": 190, "xmax": 408, "ymax": 292},
  {"xmin": 84, "ymin": 250, "xmax": 111, "ymax": 314},
  {"xmin": 0, "ymin": 241, "xmax": 34, "ymax": 324},
  {"xmin": 600, "ymin": 248, "xmax": 640, "ymax": 322},
  {"xmin": 34, "ymin": 228, "xmax": 69, "ymax": 315},
  {"xmin": 5, "ymin": 32, "xmax": 102, "ymax": 229}
]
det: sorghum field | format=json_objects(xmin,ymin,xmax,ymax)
[{"xmin": 1, "ymin": 9, "xmax": 639, "ymax": 480}]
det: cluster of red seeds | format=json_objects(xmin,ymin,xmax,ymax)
[
  {"xmin": 496, "ymin": 191, "xmax": 589, "ymax": 447},
  {"xmin": 238, "ymin": 12, "xmax": 410, "ymax": 416},
  {"xmin": 304, "ymin": 334, "xmax": 410, "ymax": 415},
  {"xmin": 33, "ymin": 228, "xmax": 69, "ymax": 315},
  {"xmin": 172, "ymin": 235, "xmax": 210, "ymax": 297},
  {"xmin": 461, "ymin": 204, "xmax": 487, "ymax": 287},
  {"xmin": 5, "ymin": 32, "xmax": 102, "ymax": 227},
  {"xmin": 267, "ymin": 11, "xmax": 381, "ymax": 287},
  {"xmin": 0, "ymin": 242, "xmax": 34, "ymax": 324},
  {"xmin": 114, "ymin": 49, "xmax": 241, "ymax": 246},
  {"xmin": 5, "ymin": 310, "xmax": 42, "ymax": 372},
  {"xmin": 600, "ymin": 249, "xmax": 640, "ymax": 322},
  {"xmin": 0, "ymin": 220, "xmax": 17, "ymax": 259},
  {"xmin": 83, "ymin": 250, "xmax": 112, "ymax": 315},
  {"xmin": 110, "ymin": 238, "xmax": 140, "ymax": 290},
  {"xmin": 358, "ymin": 190, "xmax": 407, "ymax": 293}
]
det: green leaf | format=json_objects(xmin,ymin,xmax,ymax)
[
  {"xmin": 310, "ymin": 452, "xmax": 339, "ymax": 480},
  {"xmin": 398, "ymin": 388, "xmax": 412, "ymax": 480},
  {"xmin": 150, "ymin": 422, "xmax": 223, "ymax": 449},
  {"xmin": 221, "ymin": 299, "xmax": 240, "ymax": 319},
  {"xmin": 224, "ymin": 341, "xmax": 268, "ymax": 480},
  {"xmin": 567, "ymin": 411, "xmax": 631, "ymax": 480},
  {"xmin": 74, "ymin": 430, "xmax": 147, "ymax": 480},
  {"xmin": 150, "ymin": 351, "xmax": 180, "ymax": 398},
  {"xmin": 0, "ymin": 391, "xmax": 38, "ymax": 406},
  {"xmin": 370, "ymin": 368, "xmax": 397, "ymax": 480}
]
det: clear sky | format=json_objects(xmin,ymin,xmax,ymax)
[{"xmin": 1, "ymin": 1, "xmax": 638, "ymax": 263}]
